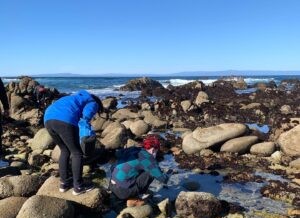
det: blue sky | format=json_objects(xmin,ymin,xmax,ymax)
[{"xmin": 1, "ymin": 0, "xmax": 300, "ymax": 76}]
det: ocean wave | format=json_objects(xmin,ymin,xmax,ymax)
[
  {"xmin": 159, "ymin": 78, "xmax": 217, "ymax": 87},
  {"xmin": 244, "ymin": 77, "xmax": 277, "ymax": 85},
  {"xmin": 2, "ymin": 78, "xmax": 19, "ymax": 83},
  {"xmin": 86, "ymin": 88, "xmax": 141, "ymax": 99}
]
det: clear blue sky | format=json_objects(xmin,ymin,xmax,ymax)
[{"xmin": 1, "ymin": 0, "xmax": 300, "ymax": 76}]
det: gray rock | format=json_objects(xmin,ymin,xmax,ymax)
[
  {"xmin": 117, "ymin": 204, "xmax": 153, "ymax": 218},
  {"xmin": 29, "ymin": 128, "xmax": 54, "ymax": 151},
  {"xmin": 289, "ymin": 158, "xmax": 300, "ymax": 169},
  {"xmin": 182, "ymin": 123, "xmax": 247, "ymax": 155},
  {"xmin": 141, "ymin": 102, "xmax": 151, "ymax": 110},
  {"xmin": 250, "ymin": 142, "xmax": 275, "ymax": 156},
  {"xmin": 100, "ymin": 122, "xmax": 127, "ymax": 149},
  {"xmin": 0, "ymin": 197, "xmax": 27, "ymax": 218},
  {"xmin": 277, "ymin": 124, "xmax": 300, "ymax": 157},
  {"xmin": 91, "ymin": 116, "xmax": 107, "ymax": 132},
  {"xmin": 158, "ymin": 198, "xmax": 169, "ymax": 215},
  {"xmin": 112, "ymin": 108, "xmax": 140, "ymax": 120},
  {"xmin": 37, "ymin": 176, "xmax": 107, "ymax": 212},
  {"xmin": 17, "ymin": 195, "xmax": 74, "ymax": 218},
  {"xmin": 220, "ymin": 136, "xmax": 258, "ymax": 154},
  {"xmin": 51, "ymin": 145, "xmax": 61, "ymax": 163},
  {"xmin": 194, "ymin": 91, "xmax": 209, "ymax": 106},
  {"xmin": 119, "ymin": 77, "xmax": 163, "ymax": 91},
  {"xmin": 102, "ymin": 97, "xmax": 118, "ymax": 110},
  {"xmin": 122, "ymin": 120, "xmax": 134, "ymax": 129},
  {"xmin": 175, "ymin": 191, "xmax": 222, "ymax": 218},
  {"xmin": 280, "ymin": 105, "xmax": 293, "ymax": 115},
  {"xmin": 10, "ymin": 95, "xmax": 26, "ymax": 114},
  {"xmin": 181, "ymin": 100, "xmax": 192, "ymax": 112},
  {"xmin": 130, "ymin": 120, "xmax": 149, "ymax": 136},
  {"xmin": 10, "ymin": 161, "xmax": 26, "ymax": 169},
  {"xmin": 0, "ymin": 175, "xmax": 44, "ymax": 199},
  {"xmin": 142, "ymin": 111, "xmax": 167, "ymax": 129}
]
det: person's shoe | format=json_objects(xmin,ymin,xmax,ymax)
[
  {"xmin": 126, "ymin": 198, "xmax": 145, "ymax": 207},
  {"xmin": 72, "ymin": 183, "xmax": 94, "ymax": 196},
  {"xmin": 59, "ymin": 179, "xmax": 73, "ymax": 193}
]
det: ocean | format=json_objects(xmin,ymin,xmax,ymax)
[{"xmin": 3, "ymin": 75, "xmax": 300, "ymax": 99}]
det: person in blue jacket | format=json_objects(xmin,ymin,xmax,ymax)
[
  {"xmin": 44, "ymin": 90, "xmax": 103, "ymax": 195},
  {"xmin": 110, "ymin": 134, "xmax": 169, "ymax": 207}
]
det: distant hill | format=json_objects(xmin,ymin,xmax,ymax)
[{"xmin": 29, "ymin": 70, "xmax": 300, "ymax": 77}]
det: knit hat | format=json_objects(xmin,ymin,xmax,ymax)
[{"xmin": 142, "ymin": 134, "xmax": 161, "ymax": 150}]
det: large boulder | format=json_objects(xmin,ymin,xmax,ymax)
[
  {"xmin": 28, "ymin": 128, "xmax": 54, "ymax": 151},
  {"xmin": 17, "ymin": 195, "xmax": 75, "ymax": 218},
  {"xmin": 100, "ymin": 122, "xmax": 127, "ymax": 149},
  {"xmin": 220, "ymin": 136, "xmax": 258, "ymax": 154},
  {"xmin": 130, "ymin": 120, "xmax": 149, "ymax": 136},
  {"xmin": 277, "ymin": 124, "xmax": 300, "ymax": 157},
  {"xmin": 175, "ymin": 191, "xmax": 222, "ymax": 218},
  {"xmin": 37, "ymin": 176, "xmax": 108, "ymax": 212},
  {"xmin": 91, "ymin": 116, "xmax": 107, "ymax": 132},
  {"xmin": 102, "ymin": 97, "xmax": 118, "ymax": 110},
  {"xmin": 142, "ymin": 111, "xmax": 167, "ymax": 129},
  {"xmin": 112, "ymin": 108, "xmax": 141, "ymax": 120},
  {"xmin": 250, "ymin": 142, "xmax": 275, "ymax": 156},
  {"xmin": 182, "ymin": 123, "xmax": 247, "ymax": 154},
  {"xmin": 117, "ymin": 204, "xmax": 153, "ymax": 218},
  {"xmin": 0, "ymin": 175, "xmax": 44, "ymax": 199},
  {"xmin": 0, "ymin": 197, "xmax": 27, "ymax": 218},
  {"xmin": 10, "ymin": 95, "xmax": 26, "ymax": 114},
  {"xmin": 11, "ymin": 108, "xmax": 41, "ymax": 126},
  {"xmin": 120, "ymin": 77, "xmax": 163, "ymax": 91}
]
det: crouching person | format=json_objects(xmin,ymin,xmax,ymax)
[
  {"xmin": 44, "ymin": 90, "xmax": 102, "ymax": 195},
  {"xmin": 110, "ymin": 134, "xmax": 168, "ymax": 207}
]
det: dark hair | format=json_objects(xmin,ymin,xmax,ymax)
[{"xmin": 91, "ymin": 94, "xmax": 103, "ymax": 113}]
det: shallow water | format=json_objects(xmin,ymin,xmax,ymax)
[
  {"xmin": 0, "ymin": 160, "xmax": 9, "ymax": 168},
  {"xmin": 101, "ymin": 154, "xmax": 292, "ymax": 217},
  {"xmin": 246, "ymin": 123, "xmax": 270, "ymax": 133}
]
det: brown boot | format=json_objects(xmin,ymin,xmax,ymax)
[{"xmin": 126, "ymin": 198, "xmax": 145, "ymax": 207}]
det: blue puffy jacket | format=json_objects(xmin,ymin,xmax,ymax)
[{"xmin": 44, "ymin": 90, "xmax": 99, "ymax": 126}]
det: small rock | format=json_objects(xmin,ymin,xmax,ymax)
[
  {"xmin": 250, "ymin": 142, "xmax": 275, "ymax": 156},
  {"xmin": 289, "ymin": 158, "xmax": 300, "ymax": 169}
]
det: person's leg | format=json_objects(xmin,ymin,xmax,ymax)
[
  {"xmin": 134, "ymin": 171, "xmax": 154, "ymax": 195},
  {"xmin": 45, "ymin": 120, "xmax": 70, "ymax": 183},
  {"xmin": 53, "ymin": 122, "xmax": 84, "ymax": 189}
]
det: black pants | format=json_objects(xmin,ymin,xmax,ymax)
[
  {"xmin": 110, "ymin": 171, "xmax": 154, "ymax": 200},
  {"xmin": 45, "ymin": 120, "xmax": 83, "ymax": 188}
]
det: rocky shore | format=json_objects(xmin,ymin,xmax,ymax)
[{"xmin": 0, "ymin": 76, "xmax": 300, "ymax": 218}]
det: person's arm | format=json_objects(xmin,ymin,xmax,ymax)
[
  {"xmin": 82, "ymin": 101, "xmax": 99, "ymax": 121},
  {"xmin": 0, "ymin": 79, "xmax": 9, "ymax": 114},
  {"xmin": 139, "ymin": 152, "xmax": 168, "ymax": 184}
]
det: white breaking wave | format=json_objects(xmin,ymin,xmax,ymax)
[
  {"xmin": 86, "ymin": 88, "xmax": 141, "ymax": 99},
  {"xmin": 159, "ymin": 78, "xmax": 217, "ymax": 87},
  {"xmin": 2, "ymin": 78, "xmax": 19, "ymax": 83},
  {"xmin": 244, "ymin": 77, "xmax": 277, "ymax": 85}
]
